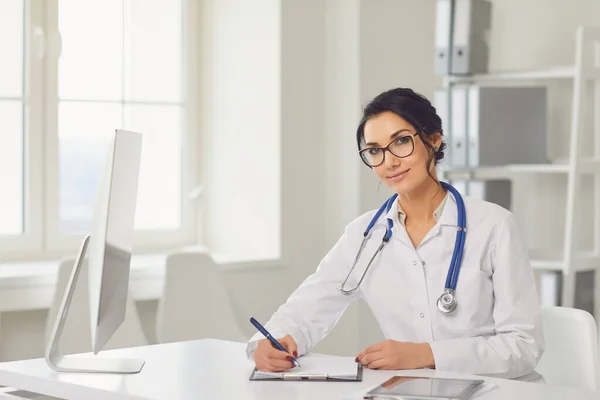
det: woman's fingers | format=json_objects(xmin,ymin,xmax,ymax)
[
  {"xmin": 365, "ymin": 357, "xmax": 387, "ymax": 369},
  {"xmin": 255, "ymin": 353, "xmax": 294, "ymax": 371},
  {"xmin": 279, "ymin": 335, "xmax": 298, "ymax": 358},
  {"xmin": 255, "ymin": 338, "xmax": 295, "ymax": 372},
  {"xmin": 263, "ymin": 343, "xmax": 292, "ymax": 360},
  {"xmin": 267, "ymin": 357, "xmax": 294, "ymax": 371},
  {"xmin": 358, "ymin": 350, "xmax": 383, "ymax": 368}
]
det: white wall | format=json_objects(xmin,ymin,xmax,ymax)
[
  {"xmin": 277, "ymin": 0, "xmax": 363, "ymax": 356},
  {"xmin": 200, "ymin": 0, "xmax": 281, "ymax": 260},
  {"xmin": 1, "ymin": 0, "xmax": 599, "ymax": 362}
]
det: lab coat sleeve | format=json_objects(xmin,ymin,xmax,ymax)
[
  {"xmin": 246, "ymin": 224, "xmax": 362, "ymax": 360},
  {"xmin": 428, "ymin": 213, "xmax": 545, "ymax": 379}
]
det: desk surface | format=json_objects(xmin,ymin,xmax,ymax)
[{"xmin": 0, "ymin": 339, "xmax": 596, "ymax": 400}]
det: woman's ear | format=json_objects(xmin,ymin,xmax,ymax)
[
  {"xmin": 425, "ymin": 132, "xmax": 442, "ymax": 152},
  {"xmin": 432, "ymin": 132, "xmax": 442, "ymax": 150}
]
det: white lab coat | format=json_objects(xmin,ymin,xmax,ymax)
[{"xmin": 247, "ymin": 194, "xmax": 544, "ymax": 379}]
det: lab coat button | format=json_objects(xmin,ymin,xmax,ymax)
[
  {"xmin": 412, "ymin": 260, "xmax": 417, "ymax": 266},
  {"xmin": 419, "ymin": 313, "xmax": 425, "ymax": 318},
  {"xmin": 422, "ymin": 261, "xmax": 425, "ymax": 266}
]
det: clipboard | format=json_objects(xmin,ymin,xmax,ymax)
[{"xmin": 249, "ymin": 362, "xmax": 363, "ymax": 382}]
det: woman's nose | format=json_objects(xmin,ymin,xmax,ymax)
[{"xmin": 383, "ymin": 149, "xmax": 400, "ymax": 168}]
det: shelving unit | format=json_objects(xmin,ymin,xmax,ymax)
[
  {"xmin": 444, "ymin": 66, "xmax": 576, "ymax": 84},
  {"xmin": 443, "ymin": 158, "xmax": 600, "ymax": 180},
  {"xmin": 439, "ymin": 26, "xmax": 600, "ymax": 317}
]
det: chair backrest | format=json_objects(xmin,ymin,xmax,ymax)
[
  {"xmin": 155, "ymin": 251, "xmax": 248, "ymax": 343},
  {"xmin": 536, "ymin": 306, "xmax": 600, "ymax": 391},
  {"xmin": 44, "ymin": 257, "xmax": 148, "ymax": 355}
]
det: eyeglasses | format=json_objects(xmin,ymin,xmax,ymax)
[{"xmin": 359, "ymin": 132, "xmax": 419, "ymax": 167}]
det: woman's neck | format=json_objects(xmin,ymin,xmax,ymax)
[{"xmin": 398, "ymin": 178, "xmax": 446, "ymax": 224}]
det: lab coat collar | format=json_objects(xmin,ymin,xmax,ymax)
[
  {"xmin": 428, "ymin": 190, "xmax": 459, "ymax": 239},
  {"xmin": 379, "ymin": 189, "xmax": 459, "ymax": 245},
  {"xmin": 381, "ymin": 191, "xmax": 457, "ymax": 226},
  {"xmin": 436, "ymin": 190, "xmax": 459, "ymax": 228},
  {"xmin": 382, "ymin": 196, "xmax": 401, "ymax": 227},
  {"xmin": 397, "ymin": 193, "xmax": 448, "ymax": 226},
  {"xmin": 380, "ymin": 198, "xmax": 413, "ymax": 247}
]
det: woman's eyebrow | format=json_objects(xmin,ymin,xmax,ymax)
[{"xmin": 364, "ymin": 128, "xmax": 411, "ymax": 147}]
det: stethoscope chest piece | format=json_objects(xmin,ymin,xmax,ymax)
[{"xmin": 437, "ymin": 289, "xmax": 457, "ymax": 314}]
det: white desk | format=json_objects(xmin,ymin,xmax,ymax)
[{"xmin": 0, "ymin": 339, "xmax": 596, "ymax": 400}]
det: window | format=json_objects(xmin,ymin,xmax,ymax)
[
  {"xmin": 0, "ymin": 0, "xmax": 25, "ymax": 236},
  {"xmin": 0, "ymin": 0, "xmax": 197, "ymax": 259}
]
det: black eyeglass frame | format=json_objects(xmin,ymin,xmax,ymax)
[{"xmin": 359, "ymin": 132, "xmax": 420, "ymax": 167}]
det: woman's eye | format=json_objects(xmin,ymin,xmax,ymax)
[
  {"xmin": 396, "ymin": 136, "xmax": 410, "ymax": 145},
  {"xmin": 368, "ymin": 148, "xmax": 381, "ymax": 155}
]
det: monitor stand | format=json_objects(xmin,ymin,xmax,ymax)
[{"xmin": 45, "ymin": 235, "xmax": 145, "ymax": 374}]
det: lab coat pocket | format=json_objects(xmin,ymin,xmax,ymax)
[
  {"xmin": 426, "ymin": 231, "xmax": 492, "ymax": 338},
  {"xmin": 436, "ymin": 264, "xmax": 490, "ymax": 338}
]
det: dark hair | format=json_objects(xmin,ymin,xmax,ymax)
[{"xmin": 356, "ymin": 88, "xmax": 447, "ymax": 179}]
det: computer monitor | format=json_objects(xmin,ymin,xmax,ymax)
[{"xmin": 45, "ymin": 129, "xmax": 145, "ymax": 374}]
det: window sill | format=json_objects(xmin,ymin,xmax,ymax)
[
  {"xmin": 0, "ymin": 254, "xmax": 167, "ymax": 313},
  {"xmin": 0, "ymin": 248, "xmax": 287, "ymax": 313}
]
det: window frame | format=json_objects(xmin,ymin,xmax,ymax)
[
  {"xmin": 0, "ymin": 0, "xmax": 44, "ymax": 259},
  {"xmin": 0, "ymin": 0, "xmax": 200, "ymax": 261}
]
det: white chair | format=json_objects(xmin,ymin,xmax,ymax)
[
  {"xmin": 536, "ymin": 306, "xmax": 600, "ymax": 391},
  {"xmin": 156, "ymin": 251, "xmax": 248, "ymax": 343},
  {"xmin": 44, "ymin": 257, "xmax": 148, "ymax": 355}
]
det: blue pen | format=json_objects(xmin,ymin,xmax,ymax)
[{"xmin": 250, "ymin": 317, "xmax": 301, "ymax": 368}]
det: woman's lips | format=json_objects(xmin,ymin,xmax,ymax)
[{"xmin": 388, "ymin": 169, "xmax": 410, "ymax": 182}]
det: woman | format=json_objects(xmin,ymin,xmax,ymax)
[{"xmin": 246, "ymin": 88, "xmax": 544, "ymax": 379}]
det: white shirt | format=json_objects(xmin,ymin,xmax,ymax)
[{"xmin": 246, "ymin": 193, "xmax": 544, "ymax": 379}]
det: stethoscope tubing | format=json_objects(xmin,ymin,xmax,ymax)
[{"xmin": 339, "ymin": 181, "xmax": 466, "ymax": 301}]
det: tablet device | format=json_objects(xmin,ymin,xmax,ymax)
[{"xmin": 363, "ymin": 375, "xmax": 484, "ymax": 400}]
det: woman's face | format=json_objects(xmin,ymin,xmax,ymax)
[{"xmin": 362, "ymin": 111, "xmax": 440, "ymax": 195}]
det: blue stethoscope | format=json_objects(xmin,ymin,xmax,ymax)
[{"xmin": 338, "ymin": 181, "xmax": 467, "ymax": 314}]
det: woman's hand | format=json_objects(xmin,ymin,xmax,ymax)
[
  {"xmin": 356, "ymin": 340, "xmax": 435, "ymax": 370},
  {"xmin": 253, "ymin": 335, "xmax": 298, "ymax": 372}
]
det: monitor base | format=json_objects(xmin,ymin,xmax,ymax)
[
  {"xmin": 46, "ymin": 354, "xmax": 145, "ymax": 374},
  {"xmin": 45, "ymin": 235, "xmax": 145, "ymax": 374}
]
